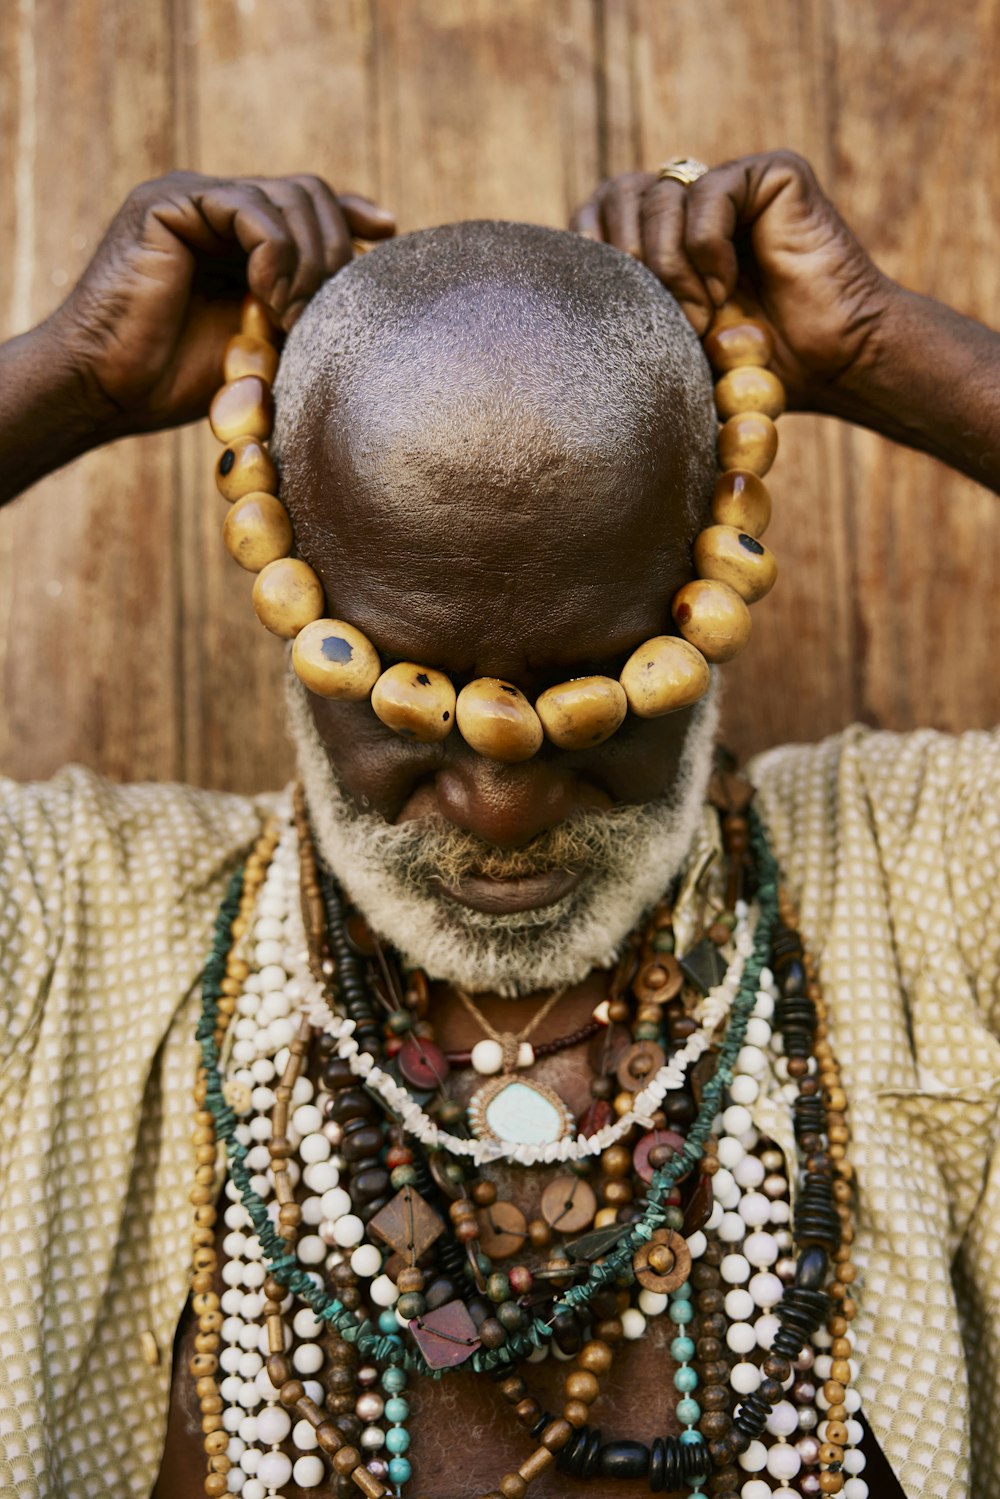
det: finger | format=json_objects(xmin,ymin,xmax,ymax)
[
  {"xmin": 190, "ymin": 182, "xmax": 300, "ymax": 326},
  {"xmin": 337, "ymin": 191, "xmax": 397, "ymax": 241},
  {"xmin": 639, "ymin": 179, "xmax": 714, "ymax": 334},
  {"xmin": 682, "ymin": 170, "xmax": 743, "ymax": 307},
  {"xmin": 569, "ymin": 195, "xmax": 604, "ymax": 241},
  {"xmin": 255, "ymin": 179, "xmax": 327, "ymax": 329},
  {"xmin": 599, "ymin": 172, "xmax": 656, "ymax": 260}
]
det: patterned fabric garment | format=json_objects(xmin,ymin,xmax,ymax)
[{"xmin": 0, "ymin": 725, "xmax": 998, "ymax": 1499}]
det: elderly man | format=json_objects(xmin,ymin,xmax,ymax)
[{"xmin": 0, "ymin": 153, "xmax": 997, "ymax": 1499}]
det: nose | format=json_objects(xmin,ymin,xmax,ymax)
[{"xmin": 398, "ymin": 756, "xmax": 612, "ymax": 848}]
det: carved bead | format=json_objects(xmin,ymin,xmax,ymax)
[
  {"xmin": 718, "ymin": 411, "xmax": 778, "ymax": 476},
  {"xmin": 704, "ymin": 318, "xmax": 774, "ymax": 372},
  {"xmin": 252, "ymin": 558, "xmax": 325, "ymax": 638},
  {"xmin": 712, "ymin": 470, "xmax": 771, "ymax": 538},
  {"xmin": 223, "ymin": 492, "xmax": 293, "ymax": 572},
  {"xmin": 672, "ymin": 580, "xmax": 752, "ymax": 663},
  {"xmin": 292, "ymin": 619, "xmax": 381, "ymax": 698},
  {"xmin": 619, "ymin": 635, "xmax": 710, "ymax": 717},
  {"xmin": 694, "ymin": 525, "xmax": 777, "ymax": 603},
  {"xmin": 242, "ymin": 293, "xmax": 278, "ymax": 343},
  {"xmin": 224, "ymin": 333, "xmax": 279, "ymax": 385},
  {"xmin": 535, "ymin": 676, "xmax": 627, "ymax": 750},
  {"xmin": 714, "ymin": 366, "xmax": 786, "ymax": 421},
  {"xmin": 456, "ymin": 679, "xmax": 544, "ymax": 762},
  {"xmin": 209, "ymin": 376, "xmax": 274, "ymax": 443},
  {"xmin": 215, "ymin": 435, "xmax": 278, "ymax": 502},
  {"xmin": 371, "ymin": 663, "xmax": 456, "ymax": 742}
]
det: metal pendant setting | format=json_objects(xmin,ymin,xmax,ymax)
[{"xmin": 467, "ymin": 1075, "xmax": 575, "ymax": 1147}]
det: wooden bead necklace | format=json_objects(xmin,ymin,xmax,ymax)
[{"xmin": 209, "ymin": 290, "xmax": 783, "ymax": 762}]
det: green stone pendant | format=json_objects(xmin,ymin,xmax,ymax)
[{"xmin": 467, "ymin": 1075, "xmax": 575, "ymax": 1147}]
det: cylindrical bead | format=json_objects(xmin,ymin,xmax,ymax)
[
  {"xmin": 718, "ymin": 412, "xmax": 778, "ymax": 476},
  {"xmin": 223, "ymin": 492, "xmax": 293, "ymax": 572},
  {"xmin": 693, "ymin": 525, "xmax": 777, "ymax": 602},
  {"xmin": 456, "ymin": 678, "xmax": 544, "ymax": 762},
  {"xmin": 252, "ymin": 558, "xmax": 325, "ymax": 638},
  {"xmin": 704, "ymin": 318, "xmax": 774, "ymax": 372},
  {"xmin": 371, "ymin": 662, "xmax": 457, "ymax": 742},
  {"xmin": 209, "ymin": 376, "xmax": 273, "ymax": 443},
  {"xmin": 714, "ymin": 366, "xmax": 785, "ymax": 420},
  {"xmin": 535, "ymin": 675, "xmax": 627, "ymax": 749},
  {"xmin": 215, "ymin": 435, "xmax": 278, "ymax": 502},
  {"xmin": 712, "ymin": 470, "xmax": 771, "ymax": 538},
  {"xmin": 292, "ymin": 618, "xmax": 382, "ymax": 698},
  {"xmin": 224, "ymin": 333, "xmax": 280, "ymax": 385},
  {"xmin": 619, "ymin": 635, "xmax": 710, "ymax": 717},
  {"xmin": 671, "ymin": 579, "xmax": 752, "ymax": 663}
]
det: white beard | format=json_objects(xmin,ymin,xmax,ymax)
[{"xmin": 284, "ymin": 665, "xmax": 719, "ymax": 997}]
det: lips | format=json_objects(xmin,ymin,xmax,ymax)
[{"xmin": 436, "ymin": 867, "xmax": 584, "ymax": 915}]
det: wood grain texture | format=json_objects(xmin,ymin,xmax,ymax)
[{"xmin": 1, "ymin": 0, "xmax": 997, "ymax": 790}]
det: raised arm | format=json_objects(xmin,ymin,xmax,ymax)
[
  {"xmin": 0, "ymin": 171, "xmax": 395, "ymax": 507},
  {"xmin": 571, "ymin": 151, "xmax": 1000, "ymax": 494}
]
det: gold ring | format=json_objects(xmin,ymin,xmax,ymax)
[{"xmin": 656, "ymin": 157, "xmax": 710, "ymax": 187}]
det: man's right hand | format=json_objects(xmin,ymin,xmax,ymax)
[{"xmin": 51, "ymin": 172, "xmax": 395, "ymax": 436}]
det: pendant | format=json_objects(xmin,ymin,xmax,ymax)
[{"xmin": 467, "ymin": 1074, "xmax": 575, "ymax": 1147}]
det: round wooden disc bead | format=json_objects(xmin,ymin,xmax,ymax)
[
  {"xmin": 693, "ymin": 524, "xmax": 777, "ymax": 603},
  {"xmin": 210, "ymin": 376, "xmax": 274, "ymax": 443},
  {"xmin": 371, "ymin": 662, "xmax": 456, "ymax": 742},
  {"xmin": 715, "ymin": 366, "xmax": 786, "ymax": 421},
  {"xmin": 672, "ymin": 579, "xmax": 752, "ymax": 663},
  {"xmin": 718, "ymin": 411, "xmax": 778, "ymax": 476},
  {"xmin": 712, "ymin": 470, "xmax": 771, "ymax": 538},
  {"xmin": 292, "ymin": 619, "xmax": 381, "ymax": 698},
  {"xmin": 242, "ymin": 293, "xmax": 278, "ymax": 343},
  {"xmin": 224, "ymin": 333, "xmax": 280, "ymax": 385},
  {"xmin": 215, "ymin": 435, "xmax": 278, "ymax": 502},
  {"xmin": 704, "ymin": 317, "xmax": 774, "ymax": 372},
  {"xmin": 252, "ymin": 558, "xmax": 325, "ymax": 638},
  {"xmin": 535, "ymin": 675, "xmax": 627, "ymax": 749},
  {"xmin": 456, "ymin": 678, "xmax": 544, "ymax": 762},
  {"xmin": 619, "ymin": 635, "xmax": 710, "ymax": 717},
  {"xmin": 223, "ymin": 492, "xmax": 293, "ymax": 572}
]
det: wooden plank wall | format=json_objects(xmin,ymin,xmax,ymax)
[{"xmin": 2, "ymin": 0, "xmax": 998, "ymax": 793}]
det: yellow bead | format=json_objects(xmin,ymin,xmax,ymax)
[
  {"xmin": 535, "ymin": 676, "xmax": 627, "ymax": 750},
  {"xmin": 704, "ymin": 318, "xmax": 774, "ymax": 372},
  {"xmin": 693, "ymin": 524, "xmax": 777, "ymax": 603},
  {"xmin": 292, "ymin": 619, "xmax": 381, "ymax": 698},
  {"xmin": 371, "ymin": 663, "xmax": 456, "ymax": 742},
  {"xmin": 619, "ymin": 636, "xmax": 710, "ymax": 717},
  {"xmin": 712, "ymin": 470, "xmax": 771, "ymax": 538},
  {"xmin": 223, "ymin": 492, "xmax": 293, "ymax": 572},
  {"xmin": 242, "ymin": 293, "xmax": 278, "ymax": 343},
  {"xmin": 456, "ymin": 679, "xmax": 544, "ymax": 762},
  {"xmin": 224, "ymin": 333, "xmax": 279, "ymax": 385},
  {"xmin": 215, "ymin": 435, "xmax": 278, "ymax": 502},
  {"xmin": 717, "ymin": 411, "xmax": 778, "ymax": 476},
  {"xmin": 209, "ymin": 376, "xmax": 273, "ymax": 443},
  {"xmin": 715, "ymin": 366, "xmax": 786, "ymax": 421},
  {"xmin": 252, "ymin": 558, "xmax": 325, "ymax": 638},
  {"xmin": 672, "ymin": 579, "xmax": 752, "ymax": 663}
]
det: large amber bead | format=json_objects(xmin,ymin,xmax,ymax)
[
  {"xmin": 704, "ymin": 318, "xmax": 773, "ymax": 372},
  {"xmin": 672, "ymin": 579, "xmax": 752, "ymax": 663},
  {"xmin": 242, "ymin": 293, "xmax": 278, "ymax": 344},
  {"xmin": 209, "ymin": 376, "xmax": 273, "ymax": 444},
  {"xmin": 694, "ymin": 524, "xmax": 777, "ymax": 603},
  {"xmin": 712, "ymin": 470, "xmax": 771, "ymax": 538},
  {"xmin": 224, "ymin": 333, "xmax": 280, "ymax": 385},
  {"xmin": 223, "ymin": 492, "xmax": 293, "ymax": 572},
  {"xmin": 535, "ymin": 676, "xmax": 627, "ymax": 750},
  {"xmin": 456, "ymin": 679, "xmax": 544, "ymax": 762},
  {"xmin": 252, "ymin": 558, "xmax": 324, "ymax": 639},
  {"xmin": 715, "ymin": 366, "xmax": 786, "ymax": 421},
  {"xmin": 215, "ymin": 435, "xmax": 278, "ymax": 501},
  {"xmin": 619, "ymin": 637, "xmax": 710, "ymax": 717},
  {"xmin": 292, "ymin": 619, "xmax": 381, "ymax": 699},
  {"xmin": 371, "ymin": 663, "xmax": 456, "ymax": 742},
  {"xmin": 717, "ymin": 412, "xmax": 778, "ymax": 477}
]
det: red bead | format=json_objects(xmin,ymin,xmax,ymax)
[
  {"xmin": 386, "ymin": 1145, "xmax": 414, "ymax": 1168},
  {"xmin": 508, "ymin": 1266, "xmax": 533, "ymax": 1295},
  {"xmin": 397, "ymin": 1034, "xmax": 451, "ymax": 1090}
]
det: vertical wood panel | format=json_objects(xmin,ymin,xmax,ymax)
[{"xmin": 0, "ymin": 0, "xmax": 180, "ymax": 785}]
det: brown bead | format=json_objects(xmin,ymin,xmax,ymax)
[
  {"xmin": 704, "ymin": 317, "xmax": 773, "ymax": 372},
  {"xmin": 619, "ymin": 634, "xmax": 711, "ymax": 717},
  {"xmin": 216, "ymin": 434, "xmax": 278, "ymax": 502},
  {"xmin": 541, "ymin": 1419, "xmax": 573, "ymax": 1452},
  {"xmin": 253, "ymin": 557, "xmax": 325, "ymax": 638},
  {"xmin": 594, "ymin": 1317, "xmax": 623, "ymax": 1344},
  {"xmin": 204, "ymin": 1476, "xmax": 229, "ymax": 1497},
  {"xmin": 818, "ymin": 1475, "xmax": 844, "ymax": 1495},
  {"xmin": 819, "ymin": 1442, "xmax": 844, "ymax": 1465},
  {"xmin": 694, "ymin": 525, "xmax": 777, "ymax": 603},
  {"xmin": 830, "ymin": 1358, "xmax": 851, "ymax": 1383},
  {"xmin": 204, "ymin": 1430, "xmax": 229, "ymax": 1455},
  {"xmin": 672, "ymin": 579, "xmax": 752, "ymax": 663},
  {"xmin": 456, "ymin": 678, "xmax": 544, "ymax": 762},
  {"xmin": 372, "ymin": 662, "xmax": 457, "ymax": 742},
  {"xmin": 517, "ymin": 1447, "xmax": 555, "ymax": 1482},
  {"xmin": 577, "ymin": 1339, "xmax": 613, "ymax": 1375},
  {"xmin": 209, "ymin": 375, "xmax": 273, "ymax": 443},
  {"xmin": 293, "ymin": 618, "xmax": 381, "ymax": 698},
  {"xmin": 223, "ymin": 492, "xmax": 293, "ymax": 573},
  {"xmin": 715, "ymin": 366, "xmax": 786, "ymax": 421},
  {"xmin": 535, "ymin": 675, "xmax": 628, "ymax": 750},
  {"xmin": 824, "ymin": 1380, "xmax": 846, "ymax": 1404},
  {"xmin": 824, "ymin": 1420, "xmax": 848, "ymax": 1446},
  {"xmin": 718, "ymin": 411, "xmax": 778, "ymax": 476},
  {"xmin": 602, "ymin": 1180, "xmax": 632, "ymax": 1207},
  {"xmin": 188, "ymin": 1353, "xmax": 217, "ymax": 1377},
  {"xmin": 333, "ymin": 1446, "xmax": 362, "ymax": 1476},
  {"xmin": 280, "ymin": 1378, "xmax": 306, "ymax": 1406},
  {"xmin": 499, "ymin": 1477, "xmax": 527, "ymax": 1499},
  {"xmin": 563, "ymin": 1398, "xmax": 590, "ymax": 1427},
  {"xmin": 224, "ymin": 332, "xmax": 279, "ymax": 385},
  {"xmin": 514, "ymin": 1397, "xmax": 541, "ymax": 1427},
  {"xmin": 564, "ymin": 1369, "xmax": 599, "ymax": 1404}
]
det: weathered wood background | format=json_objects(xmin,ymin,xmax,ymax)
[{"xmin": 2, "ymin": 0, "xmax": 998, "ymax": 792}]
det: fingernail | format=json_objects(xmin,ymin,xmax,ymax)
[
  {"xmin": 679, "ymin": 299, "xmax": 711, "ymax": 335},
  {"xmin": 270, "ymin": 275, "xmax": 290, "ymax": 315},
  {"xmin": 283, "ymin": 300, "xmax": 307, "ymax": 331},
  {"xmin": 705, "ymin": 276, "xmax": 727, "ymax": 306}
]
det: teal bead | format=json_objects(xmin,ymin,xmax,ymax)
[
  {"xmin": 390, "ymin": 1164, "xmax": 418, "ymax": 1188},
  {"xmin": 675, "ymin": 1397, "xmax": 701, "ymax": 1425},
  {"xmin": 653, "ymin": 930, "xmax": 675, "ymax": 952},
  {"xmin": 387, "ymin": 1009, "xmax": 414, "ymax": 1034},
  {"xmin": 387, "ymin": 1457, "xmax": 412, "ymax": 1484},
  {"xmin": 379, "ymin": 1310, "xmax": 399, "ymax": 1334},
  {"xmin": 384, "ymin": 1397, "xmax": 410, "ymax": 1423},
  {"xmin": 671, "ymin": 1283, "xmax": 692, "ymax": 1300},
  {"xmin": 673, "ymin": 1365, "xmax": 698, "ymax": 1393},
  {"xmin": 670, "ymin": 1335, "xmax": 695, "ymax": 1362},
  {"xmin": 634, "ymin": 1021, "xmax": 661, "ymax": 1040},
  {"xmin": 383, "ymin": 1367, "xmax": 407, "ymax": 1393},
  {"xmin": 385, "ymin": 1425, "xmax": 410, "ymax": 1454},
  {"xmin": 680, "ymin": 1429, "xmax": 705, "ymax": 1445},
  {"xmin": 669, "ymin": 1300, "xmax": 693, "ymax": 1325}
]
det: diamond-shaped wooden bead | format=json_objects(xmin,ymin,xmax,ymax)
[{"xmin": 367, "ymin": 1187, "xmax": 444, "ymax": 1262}]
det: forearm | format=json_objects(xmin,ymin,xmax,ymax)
[
  {"xmin": 818, "ymin": 285, "xmax": 1000, "ymax": 493},
  {"xmin": 0, "ymin": 314, "xmax": 108, "ymax": 507}
]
